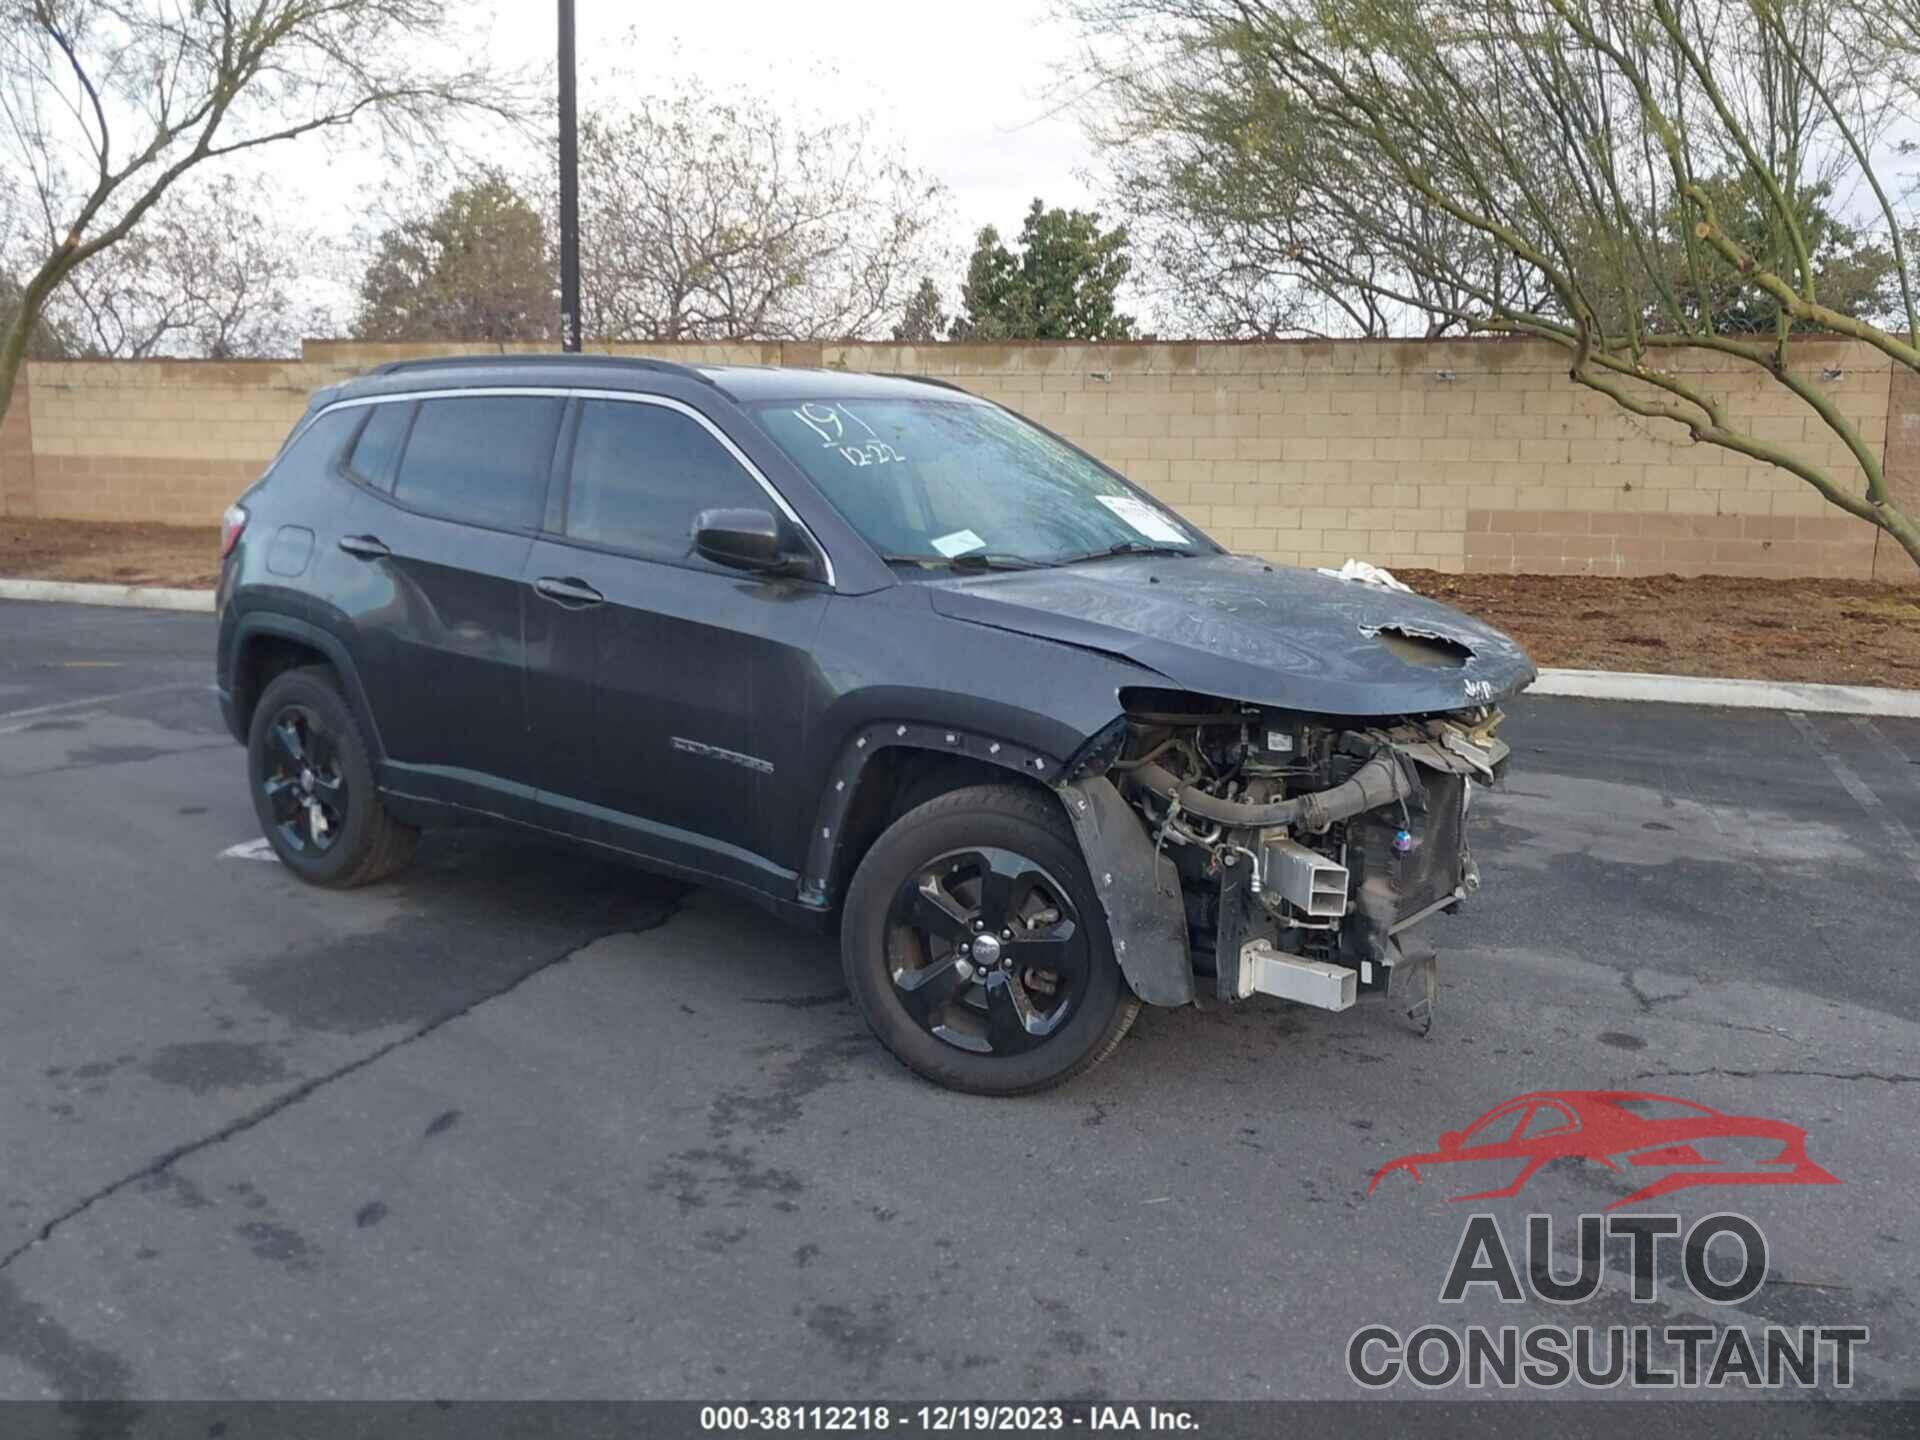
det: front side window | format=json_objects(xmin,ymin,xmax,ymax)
[
  {"xmin": 563, "ymin": 400, "xmax": 767, "ymax": 559},
  {"xmin": 392, "ymin": 396, "xmax": 563, "ymax": 530},
  {"xmin": 750, "ymin": 398, "xmax": 1210, "ymax": 568}
]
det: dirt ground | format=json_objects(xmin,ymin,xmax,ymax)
[
  {"xmin": 2, "ymin": 518, "xmax": 222, "ymax": 590},
  {"xmin": 2, "ymin": 519, "xmax": 1916, "ymax": 687},
  {"xmin": 1399, "ymin": 568, "xmax": 1920, "ymax": 689}
]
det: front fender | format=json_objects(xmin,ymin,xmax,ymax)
[{"xmin": 798, "ymin": 721, "xmax": 1071, "ymax": 908}]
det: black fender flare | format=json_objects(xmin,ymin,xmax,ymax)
[
  {"xmin": 799, "ymin": 721, "xmax": 1069, "ymax": 908},
  {"xmin": 226, "ymin": 612, "xmax": 385, "ymax": 759},
  {"xmin": 803, "ymin": 723, "xmax": 1194, "ymax": 1009}
]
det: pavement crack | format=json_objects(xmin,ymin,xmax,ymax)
[
  {"xmin": 1620, "ymin": 971, "xmax": 1689, "ymax": 1013},
  {"xmin": 1632, "ymin": 1066, "xmax": 1920, "ymax": 1085},
  {"xmin": 0, "ymin": 897, "xmax": 686, "ymax": 1277}
]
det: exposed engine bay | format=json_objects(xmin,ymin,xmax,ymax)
[{"xmin": 1104, "ymin": 689, "xmax": 1511, "ymax": 1027}]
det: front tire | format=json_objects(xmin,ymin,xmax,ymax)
[
  {"xmin": 247, "ymin": 665, "xmax": 417, "ymax": 888},
  {"xmin": 841, "ymin": 784, "xmax": 1140, "ymax": 1096}
]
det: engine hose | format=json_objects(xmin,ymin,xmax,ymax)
[{"xmin": 1128, "ymin": 750, "xmax": 1412, "ymax": 833}]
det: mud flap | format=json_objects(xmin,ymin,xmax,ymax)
[
  {"xmin": 1055, "ymin": 777, "xmax": 1195, "ymax": 1007},
  {"xmin": 1389, "ymin": 934, "xmax": 1439, "ymax": 1036}
]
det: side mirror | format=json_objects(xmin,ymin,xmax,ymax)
[{"xmin": 694, "ymin": 507, "xmax": 809, "ymax": 577}]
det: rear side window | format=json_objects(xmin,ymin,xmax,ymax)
[
  {"xmin": 563, "ymin": 400, "xmax": 767, "ymax": 559},
  {"xmin": 271, "ymin": 410, "xmax": 359, "ymax": 486},
  {"xmin": 346, "ymin": 402, "xmax": 413, "ymax": 490},
  {"xmin": 393, "ymin": 396, "xmax": 564, "ymax": 530}
]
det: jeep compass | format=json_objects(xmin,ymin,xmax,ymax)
[{"xmin": 216, "ymin": 356, "xmax": 1534, "ymax": 1094}]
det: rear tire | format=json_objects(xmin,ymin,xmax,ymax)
[
  {"xmin": 841, "ymin": 784, "xmax": 1139, "ymax": 1096},
  {"xmin": 247, "ymin": 665, "xmax": 417, "ymax": 888}
]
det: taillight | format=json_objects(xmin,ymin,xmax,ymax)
[{"xmin": 220, "ymin": 503, "xmax": 248, "ymax": 558}]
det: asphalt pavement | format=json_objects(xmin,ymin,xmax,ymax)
[{"xmin": 1, "ymin": 599, "xmax": 1916, "ymax": 1417}]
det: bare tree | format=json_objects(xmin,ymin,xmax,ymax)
[
  {"xmin": 0, "ymin": 167, "xmax": 73, "ymax": 356},
  {"xmin": 0, "ymin": 0, "xmax": 528, "ymax": 420},
  {"xmin": 1080, "ymin": 0, "xmax": 1920, "ymax": 569},
  {"xmin": 575, "ymin": 80, "xmax": 948, "ymax": 342},
  {"xmin": 45, "ymin": 174, "xmax": 323, "ymax": 357}
]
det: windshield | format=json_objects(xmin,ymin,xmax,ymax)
[{"xmin": 749, "ymin": 397, "xmax": 1213, "ymax": 567}]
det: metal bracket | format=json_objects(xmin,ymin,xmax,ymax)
[
  {"xmin": 1238, "ymin": 939, "xmax": 1356, "ymax": 1010},
  {"xmin": 1389, "ymin": 935, "xmax": 1439, "ymax": 1037},
  {"xmin": 1057, "ymin": 776, "xmax": 1195, "ymax": 1007}
]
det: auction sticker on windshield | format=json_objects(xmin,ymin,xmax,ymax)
[
  {"xmin": 931, "ymin": 528, "xmax": 986, "ymax": 558},
  {"xmin": 1097, "ymin": 494, "xmax": 1188, "ymax": 544}
]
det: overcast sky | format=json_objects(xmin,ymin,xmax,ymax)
[
  {"xmin": 543, "ymin": 0, "xmax": 1105, "ymax": 231},
  {"xmin": 271, "ymin": 1, "xmax": 1110, "ymax": 329}
]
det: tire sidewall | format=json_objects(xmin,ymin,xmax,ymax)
[
  {"xmin": 247, "ymin": 669, "xmax": 381, "ymax": 885},
  {"xmin": 842, "ymin": 791, "xmax": 1128, "ymax": 1094}
]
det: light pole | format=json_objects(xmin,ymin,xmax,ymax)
[{"xmin": 557, "ymin": 0, "xmax": 580, "ymax": 352}]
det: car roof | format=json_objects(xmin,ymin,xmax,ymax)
[
  {"xmin": 693, "ymin": 364, "xmax": 976, "ymax": 403},
  {"xmin": 320, "ymin": 355, "xmax": 978, "ymax": 408}
]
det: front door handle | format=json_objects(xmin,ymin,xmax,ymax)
[
  {"xmin": 338, "ymin": 534, "xmax": 391, "ymax": 560},
  {"xmin": 533, "ymin": 576, "xmax": 605, "ymax": 608}
]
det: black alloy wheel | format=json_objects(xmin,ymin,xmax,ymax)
[
  {"xmin": 258, "ymin": 703, "xmax": 347, "ymax": 855},
  {"xmin": 246, "ymin": 665, "xmax": 417, "ymax": 888},
  {"xmin": 887, "ymin": 846, "xmax": 1088, "ymax": 1055},
  {"xmin": 841, "ymin": 784, "xmax": 1140, "ymax": 1095}
]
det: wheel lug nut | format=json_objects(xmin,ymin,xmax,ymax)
[
  {"xmin": 972, "ymin": 919, "xmax": 984, "ymax": 931},
  {"xmin": 1001, "ymin": 929, "xmax": 1012, "ymax": 940}
]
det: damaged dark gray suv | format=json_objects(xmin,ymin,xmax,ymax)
[{"xmin": 216, "ymin": 356, "xmax": 1535, "ymax": 1094}]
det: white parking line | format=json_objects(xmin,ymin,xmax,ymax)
[
  {"xmin": 1851, "ymin": 715, "xmax": 1919, "ymax": 780},
  {"xmin": 220, "ymin": 838, "xmax": 279, "ymax": 863},
  {"xmin": 0, "ymin": 682, "xmax": 205, "ymax": 730},
  {"xmin": 1788, "ymin": 712, "xmax": 1920, "ymax": 885}
]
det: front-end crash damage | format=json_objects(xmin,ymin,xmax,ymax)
[{"xmin": 1059, "ymin": 690, "xmax": 1513, "ymax": 1027}]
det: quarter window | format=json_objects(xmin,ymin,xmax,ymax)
[
  {"xmin": 392, "ymin": 396, "xmax": 564, "ymax": 530},
  {"xmin": 271, "ymin": 410, "xmax": 359, "ymax": 485},
  {"xmin": 563, "ymin": 400, "xmax": 768, "ymax": 559},
  {"xmin": 346, "ymin": 402, "xmax": 413, "ymax": 490}
]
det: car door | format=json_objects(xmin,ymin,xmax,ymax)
[
  {"xmin": 522, "ymin": 395, "xmax": 830, "ymax": 891},
  {"xmin": 338, "ymin": 392, "xmax": 564, "ymax": 818}
]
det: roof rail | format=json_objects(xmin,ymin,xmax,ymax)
[
  {"xmin": 371, "ymin": 353, "xmax": 719, "ymax": 388},
  {"xmin": 876, "ymin": 372, "xmax": 974, "ymax": 394}
]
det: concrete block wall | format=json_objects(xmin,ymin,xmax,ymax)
[{"xmin": 2, "ymin": 335, "xmax": 1911, "ymax": 582}]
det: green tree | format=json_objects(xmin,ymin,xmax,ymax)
[
  {"xmin": 951, "ymin": 200, "xmax": 1135, "ymax": 340},
  {"xmin": 1652, "ymin": 172, "xmax": 1894, "ymax": 334},
  {"xmin": 354, "ymin": 174, "xmax": 552, "ymax": 342},
  {"xmin": 1081, "ymin": 0, "xmax": 1920, "ymax": 571},
  {"xmin": 892, "ymin": 276, "xmax": 949, "ymax": 342}
]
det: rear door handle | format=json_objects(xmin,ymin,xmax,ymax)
[
  {"xmin": 338, "ymin": 534, "xmax": 391, "ymax": 559},
  {"xmin": 533, "ymin": 576, "xmax": 605, "ymax": 608}
]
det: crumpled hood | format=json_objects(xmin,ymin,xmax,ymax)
[{"xmin": 926, "ymin": 553, "xmax": 1536, "ymax": 717}]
